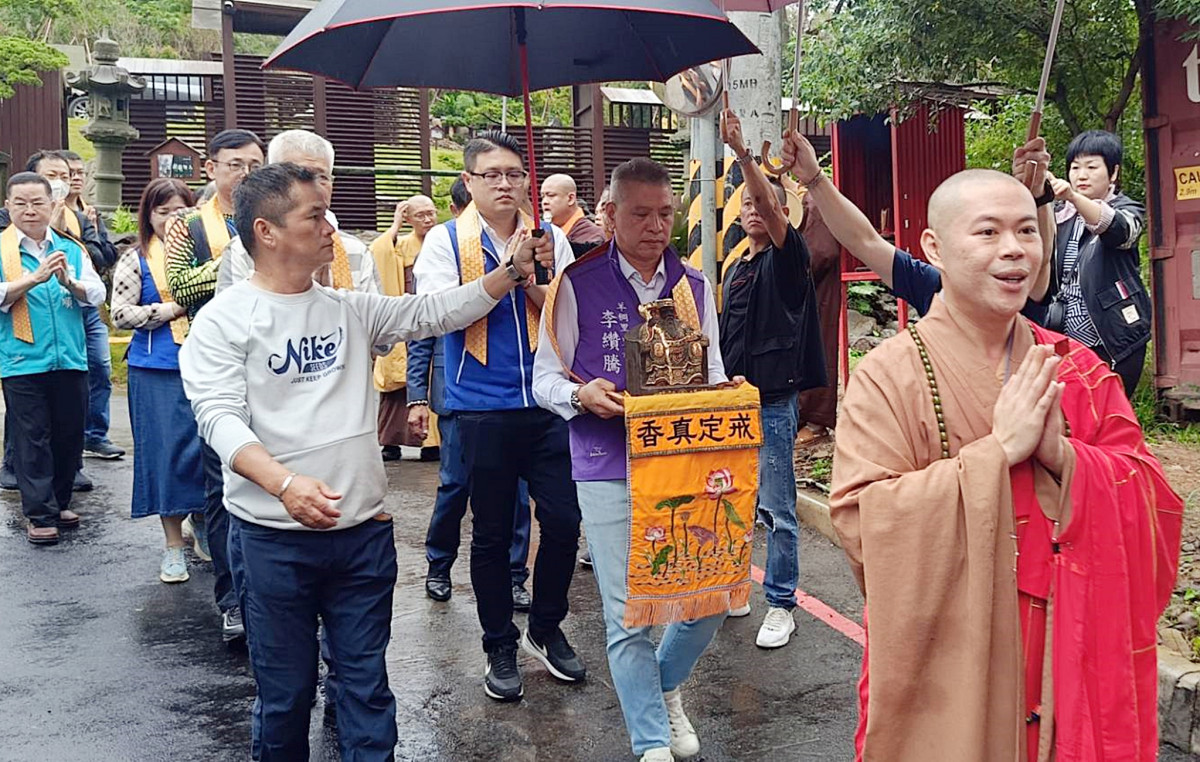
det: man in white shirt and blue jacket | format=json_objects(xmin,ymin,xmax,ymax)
[
  {"xmin": 0, "ymin": 172, "xmax": 107, "ymax": 545},
  {"xmin": 413, "ymin": 132, "xmax": 585, "ymax": 703},
  {"xmin": 179, "ymin": 163, "xmax": 554, "ymax": 760}
]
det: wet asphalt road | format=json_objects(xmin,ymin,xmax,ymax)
[{"xmin": 0, "ymin": 393, "xmax": 1191, "ymax": 762}]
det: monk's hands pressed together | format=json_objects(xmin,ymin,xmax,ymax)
[
  {"xmin": 1033, "ymin": 362, "xmax": 1068, "ymax": 476},
  {"xmin": 992, "ymin": 344, "xmax": 1062, "ymax": 466},
  {"xmin": 280, "ymin": 474, "xmax": 343, "ymax": 529},
  {"xmin": 578, "ymin": 378, "xmax": 624, "ymax": 419}
]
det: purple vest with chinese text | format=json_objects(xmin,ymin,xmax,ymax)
[{"xmin": 567, "ymin": 242, "xmax": 707, "ymax": 481}]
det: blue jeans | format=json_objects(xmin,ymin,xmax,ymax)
[
  {"xmin": 758, "ymin": 393, "xmax": 800, "ymax": 610},
  {"xmin": 577, "ymin": 480, "xmax": 726, "ymax": 756},
  {"xmin": 231, "ymin": 515, "xmax": 398, "ymax": 762},
  {"xmin": 82, "ymin": 306, "xmax": 113, "ymax": 447},
  {"xmin": 424, "ymin": 411, "xmax": 531, "ymax": 585}
]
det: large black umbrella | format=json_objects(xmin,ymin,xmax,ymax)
[{"xmin": 266, "ymin": 0, "xmax": 757, "ymax": 274}]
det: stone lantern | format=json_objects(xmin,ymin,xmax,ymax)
[{"xmin": 66, "ymin": 38, "xmax": 145, "ymax": 215}]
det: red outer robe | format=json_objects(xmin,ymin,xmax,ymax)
[{"xmin": 854, "ymin": 327, "xmax": 1182, "ymax": 762}]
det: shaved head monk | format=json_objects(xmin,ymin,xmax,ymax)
[
  {"xmin": 830, "ymin": 168, "xmax": 1182, "ymax": 762},
  {"xmin": 541, "ymin": 173, "xmax": 605, "ymax": 249}
]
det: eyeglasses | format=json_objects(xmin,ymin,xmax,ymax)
[
  {"xmin": 9, "ymin": 200, "xmax": 50, "ymax": 211},
  {"xmin": 469, "ymin": 170, "xmax": 528, "ymax": 187},
  {"xmin": 213, "ymin": 160, "xmax": 263, "ymax": 174},
  {"xmin": 410, "ymin": 210, "xmax": 437, "ymax": 220}
]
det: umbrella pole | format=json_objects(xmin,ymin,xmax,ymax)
[
  {"xmin": 1027, "ymin": 0, "xmax": 1066, "ymax": 143},
  {"xmin": 516, "ymin": 17, "xmax": 552, "ymax": 283}
]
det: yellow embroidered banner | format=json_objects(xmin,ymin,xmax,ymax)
[{"xmin": 624, "ymin": 383, "xmax": 760, "ymax": 627}]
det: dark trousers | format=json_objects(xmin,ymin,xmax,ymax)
[
  {"xmin": 232, "ymin": 515, "xmax": 398, "ymax": 762},
  {"xmin": 202, "ymin": 442, "xmax": 238, "ymax": 613},
  {"xmin": 458, "ymin": 408, "xmax": 580, "ymax": 653},
  {"xmin": 1095, "ymin": 341, "xmax": 1146, "ymax": 400},
  {"xmin": 3, "ymin": 371, "xmax": 87, "ymax": 527},
  {"xmin": 3, "ymin": 372, "xmax": 87, "ymax": 528},
  {"xmin": 425, "ymin": 411, "xmax": 532, "ymax": 585}
]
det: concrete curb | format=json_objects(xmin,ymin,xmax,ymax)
[
  {"xmin": 793, "ymin": 481, "xmax": 1200, "ymax": 754},
  {"xmin": 1159, "ymin": 647, "xmax": 1200, "ymax": 755},
  {"xmin": 796, "ymin": 486, "xmax": 840, "ymax": 547}
]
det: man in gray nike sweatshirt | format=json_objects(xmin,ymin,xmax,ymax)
[{"xmin": 179, "ymin": 163, "xmax": 552, "ymax": 761}]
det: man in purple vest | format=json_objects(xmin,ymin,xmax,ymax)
[{"xmin": 533, "ymin": 158, "xmax": 730, "ymax": 762}]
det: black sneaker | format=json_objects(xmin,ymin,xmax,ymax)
[
  {"xmin": 520, "ymin": 628, "xmax": 586, "ymax": 683},
  {"xmin": 484, "ymin": 644, "xmax": 523, "ymax": 702},
  {"xmin": 511, "ymin": 583, "xmax": 531, "ymax": 612},
  {"xmin": 83, "ymin": 441, "xmax": 125, "ymax": 459},
  {"xmin": 73, "ymin": 469, "xmax": 94, "ymax": 492},
  {"xmin": 222, "ymin": 606, "xmax": 246, "ymax": 642},
  {"xmin": 0, "ymin": 466, "xmax": 16, "ymax": 491}
]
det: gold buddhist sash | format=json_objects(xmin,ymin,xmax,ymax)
[
  {"xmin": 560, "ymin": 207, "xmax": 585, "ymax": 237},
  {"xmin": 199, "ymin": 196, "xmax": 233, "ymax": 262},
  {"xmin": 144, "ymin": 235, "xmax": 190, "ymax": 345},
  {"xmin": 0, "ymin": 226, "xmax": 33, "ymax": 343},
  {"xmin": 330, "ymin": 234, "xmax": 354, "ymax": 291},
  {"xmin": 456, "ymin": 202, "xmax": 540, "ymax": 365},
  {"xmin": 61, "ymin": 208, "xmax": 82, "ymax": 238},
  {"xmin": 624, "ymin": 383, "xmax": 761, "ymax": 627}
]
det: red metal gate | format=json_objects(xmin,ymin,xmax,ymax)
[{"xmin": 833, "ymin": 105, "xmax": 965, "ymax": 384}]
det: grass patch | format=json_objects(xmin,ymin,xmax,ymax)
[
  {"xmin": 68, "ymin": 118, "xmax": 96, "ymax": 162},
  {"xmin": 109, "ymin": 338, "xmax": 128, "ymax": 387}
]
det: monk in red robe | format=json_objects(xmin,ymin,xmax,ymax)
[{"xmin": 829, "ymin": 167, "xmax": 1183, "ymax": 762}]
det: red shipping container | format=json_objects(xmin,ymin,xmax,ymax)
[{"xmin": 1145, "ymin": 17, "xmax": 1200, "ymax": 417}]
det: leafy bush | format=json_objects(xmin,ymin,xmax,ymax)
[{"xmin": 107, "ymin": 206, "xmax": 138, "ymax": 235}]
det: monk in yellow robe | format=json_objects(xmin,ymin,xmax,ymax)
[
  {"xmin": 830, "ymin": 168, "xmax": 1182, "ymax": 762},
  {"xmin": 371, "ymin": 195, "xmax": 439, "ymax": 457}
]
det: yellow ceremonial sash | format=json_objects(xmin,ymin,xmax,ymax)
[
  {"xmin": 144, "ymin": 236, "xmax": 190, "ymax": 345},
  {"xmin": 62, "ymin": 208, "xmax": 82, "ymax": 238},
  {"xmin": 330, "ymin": 234, "xmax": 354, "ymax": 291},
  {"xmin": 199, "ymin": 197, "xmax": 232, "ymax": 262},
  {"xmin": 560, "ymin": 207, "xmax": 586, "ymax": 237},
  {"xmin": 623, "ymin": 383, "xmax": 761, "ymax": 627},
  {"xmin": 457, "ymin": 202, "xmax": 540, "ymax": 365},
  {"xmin": 0, "ymin": 226, "xmax": 33, "ymax": 343}
]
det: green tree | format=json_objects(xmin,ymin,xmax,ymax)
[
  {"xmin": 0, "ymin": 35, "xmax": 68, "ymax": 100},
  {"xmin": 797, "ymin": 0, "xmax": 1155, "ymax": 135}
]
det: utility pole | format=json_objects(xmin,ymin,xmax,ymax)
[{"xmin": 726, "ymin": 10, "xmax": 787, "ymax": 155}]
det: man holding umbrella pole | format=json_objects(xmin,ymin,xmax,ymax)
[{"xmin": 413, "ymin": 132, "xmax": 584, "ymax": 702}]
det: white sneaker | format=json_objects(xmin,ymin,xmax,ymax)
[
  {"xmin": 755, "ymin": 607, "xmax": 796, "ymax": 648},
  {"xmin": 663, "ymin": 688, "xmax": 700, "ymax": 758},
  {"xmin": 728, "ymin": 603, "xmax": 751, "ymax": 617},
  {"xmin": 640, "ymin": 748, "xmax": 674, "ymax": 762}
]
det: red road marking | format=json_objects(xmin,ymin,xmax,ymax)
[{"xmin": 750, "ymin": 564, "xmax": 866, "ymax": 647}]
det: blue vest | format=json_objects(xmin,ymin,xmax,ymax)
[
  {"xmin": 0, "ymin": 230, "xmax": 88, "ymax": 378},
  {"xmin": 126, "ymin": 253, "xmax": 181, "ymax": 371},
  {"xmin": 442, "ymin": 218, "xmax": 544, "ymax": 412}
]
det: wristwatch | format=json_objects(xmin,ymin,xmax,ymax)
[
  {"xmin": 504, "ymin": 257, "xmax": 525, "ymax": 282},
  {"xmin": 570, "ymin": 387, "xmax": 587, "ymax": 415}
]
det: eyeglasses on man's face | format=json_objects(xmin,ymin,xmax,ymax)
[
  {"xmin": 213, "ymin": 160, "xmax": 263, "ymax": 174},
  {"xmin": 9, "ymin": 199, "xmax": 51, "ymax": 212},
  {"xmin": 469, "ymin": 170, "xmax": 528, "ymax": 187}
]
